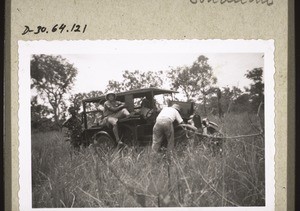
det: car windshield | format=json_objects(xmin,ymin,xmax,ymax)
[{"xmin": 84, "ymin": 101, "xmax": 104, "ymax": 128}]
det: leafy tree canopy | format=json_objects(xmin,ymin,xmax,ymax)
[
  {"xmin": 31, "ymin": 54, "xmax": 78, "ymax": 124},
  {"xmin": 105, "ymin": 70, "xmax": 164, "ymax": 92},
  {"xmin": 168, "ymin": 55, "xmax": 217, "ymax": 102},
  {"xmin": 245, "ymin": 67, "xmax": 264, "ymax": 112}
]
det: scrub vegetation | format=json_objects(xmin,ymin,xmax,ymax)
[{"xmin": 32, "ymin": 112, "xmax": 265, "ymax": 208}]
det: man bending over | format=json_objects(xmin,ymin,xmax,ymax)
[{"xmin": 152, "ymin": 104, "xmax": 184, "ymax": 153}]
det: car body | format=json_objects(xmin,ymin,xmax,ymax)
[{"xmin": 80, "ymin": 88, "xmax": 195, "ymax": 149}]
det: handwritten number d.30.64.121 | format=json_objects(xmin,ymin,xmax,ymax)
[{"xmin": 22, "ymin": 24, "xmax": 87, "ymax": 35}]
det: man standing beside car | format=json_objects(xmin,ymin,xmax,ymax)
[
  {"xmin": 62, "ymin": 106, "xmax": 83, "ymax": 150},
  {"xmin": 152, "ymin": 104, "xmax": 184, "ymax": 153},
  {"xmin": 103, "ymin": 92, "xmax": 130, "ymax": 144}
]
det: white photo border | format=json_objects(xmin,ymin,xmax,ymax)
[{"xmin": 18, "ymin": 40, "xmax": 275, "ymax": 211}]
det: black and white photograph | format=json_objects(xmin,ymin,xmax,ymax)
[{"xmin": 18, "ymin": 40, "xmax": 275, "ymax": 210}]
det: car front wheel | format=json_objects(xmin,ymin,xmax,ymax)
[{"xmin": 92, "ymin": 133, "xmax": 116, "ymax": 154}]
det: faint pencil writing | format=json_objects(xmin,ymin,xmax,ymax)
[{"xmin": 190, "ymin": 0, "xmax": 273, "ymax": 6}]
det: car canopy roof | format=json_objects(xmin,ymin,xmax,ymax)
[{"xmin": 82, "ymin": 88, "xmax": 178, "ymax": 103}]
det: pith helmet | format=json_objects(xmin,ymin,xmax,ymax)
[
  {"xmin": 68, "ymin": 106, "xmax": 76, "ymax": 114},
  {"xmin": 171, "ymin": 104, "xmax": 181, "ymax": 112},
  {"xmin": 105, "ymin": 92, "xmax": 116, "ymax": 100}
]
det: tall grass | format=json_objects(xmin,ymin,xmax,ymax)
[{"xmin": 32, "ymin": 112, "xmax": 265, "ymax": 207}]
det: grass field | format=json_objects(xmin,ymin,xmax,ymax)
[{"xmin": 32, "ymin": 112, "xmax": 265, "ymax": 208}]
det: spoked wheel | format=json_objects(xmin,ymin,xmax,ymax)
[
  {"xmin": 92, "ymin": 133, "xmax": 116, "ymax": 155},
  {"xmin": 180, "ymin": 124, "xmax": 198, "ymax": 139},
  {"xmin": 174, "ymin": 124, "xmax": 198, "ymax": 148}
]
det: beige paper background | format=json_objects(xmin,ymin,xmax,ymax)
[{"xmin": 5, "ymin": 0, "xmax": 293, "ymax": 210}]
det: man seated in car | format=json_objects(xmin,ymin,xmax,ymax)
[
  {"xmin": 102, "ymin": 92, "xmax": 130, "ymax": 144},
  {"xmin": 137, "ymin": 97, "xmax": 159, "ymax": 123}
]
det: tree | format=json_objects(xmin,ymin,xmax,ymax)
[
  {"xmin": 31, "ymin": 96, "xmax": 53, "ymax": 131},
  {"xmin": 233, "ymin": 93, "xmax": 251, "ymax": 113},
  {"xmin": 105, "ymin": 70, "xmax": 164, "ymax": 92},
  {"xmin": 245, "ymin": 67, "xmax": 264, "ymax": 113},
  {"xmin": 168, "ymin": 55, "xmax": 217, "ymax": 114},
  {"xmin": 216, "ymin": 88, "xmax": 223, "ymax": 118},
  {"xmin": 221, "ymin": 86, "xmax": 242, "ymax": 113},
  {"xmin": 31, "ymin": 55, "xmax": 78, "ymax": 126},
  {"xmin": 105, "ymin": 80, "xmax": 124, "ymax": 93}
]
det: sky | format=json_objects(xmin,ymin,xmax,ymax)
[{"xmin": 61, "ymin": 52, "xmax": 264, "ymax": 95}]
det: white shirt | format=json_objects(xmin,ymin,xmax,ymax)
[{"xmin": 156, "ymin": 107, "xmax": 183, "ymax": 123}]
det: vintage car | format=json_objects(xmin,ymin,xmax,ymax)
[{"xmin": 80, "ymin": 88, "xmax": 196, "ymax": 150}]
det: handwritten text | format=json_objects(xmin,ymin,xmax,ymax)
[
  {"xmin": 22, "ymin": 24, "xmax": 88, "ymax": 35},
  {"xmin": 190, "ymin": 0, "xmax": 273, "ymax": 6}
]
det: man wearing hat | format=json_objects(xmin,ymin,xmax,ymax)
[
  {"xmin": 103, "ymin": 92, "xmax": 130, "ymax": 144},
  {"xmin": 152, "ymin": 104, "xmax": 184, "ymax": 153},
  {"xmin": 62, "ymin": 106, "xmax": 82, "ymax": 150}
]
